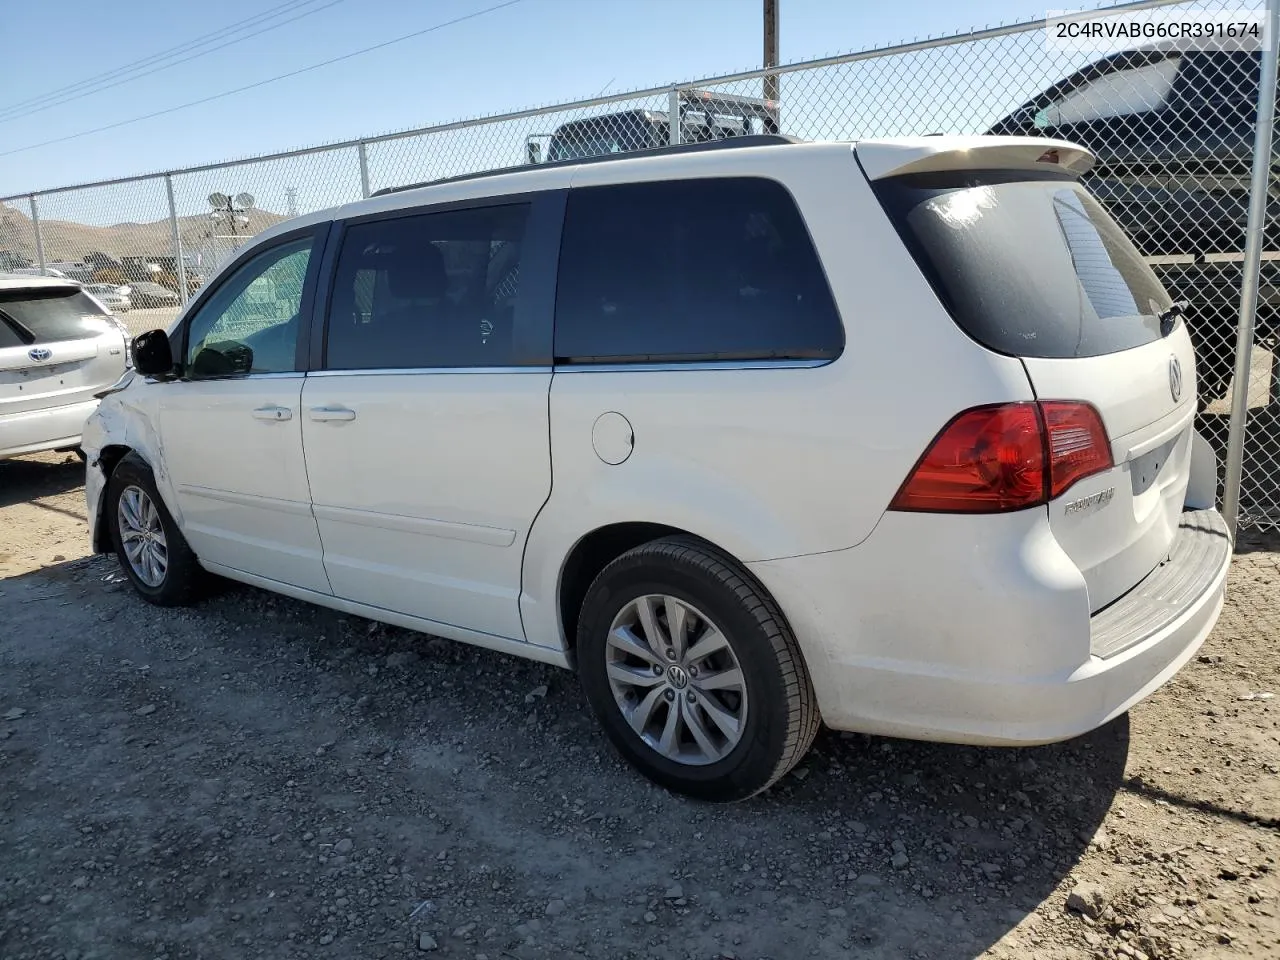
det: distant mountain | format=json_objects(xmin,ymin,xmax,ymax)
[{"xmin": 0, "ymin": 202, "xmax": 289, "ymax": 263}]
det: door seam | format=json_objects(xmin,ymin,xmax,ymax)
[{"xmin": 298, "ymin": 372, "xmax": 337, "ymax": 595}]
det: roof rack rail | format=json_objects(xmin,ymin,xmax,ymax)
[{"xmin": 372, "ymin": 134, "xmax": 803, "ymax": 197}]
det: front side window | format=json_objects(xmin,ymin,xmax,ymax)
[
  {"xmin": 554, "ymin": 177, "xmax": 843, "ymax": 363},
  {"xmin": 185, "ymin": 237, "xmax": 313, "ymax": 377},
  {"xmin": 325, "ymin": 203, "xmax": 530, "ymax": 370}
]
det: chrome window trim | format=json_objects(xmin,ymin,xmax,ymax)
[
  {"xmin": 305, "ymin": 359, "xmax": 829, "ymax": 377},
  {"xmin": 553, "ymin": 359, "xmax": 833, "ymax": 373},
  {"xmin": 178, "ymin": 371, "xmax": 307, "ymax": 383},
  {"xmin": 306, "ymin": 366, "xmax": 554, "ymax": 377}
]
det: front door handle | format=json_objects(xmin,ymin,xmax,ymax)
[
  {"xmin": 251, "ymin": 405, "xmax": 293, "ymax": 422},
  {"xmin": 309, "ymin": 405, "xmax": 357, "ymax": 422}
]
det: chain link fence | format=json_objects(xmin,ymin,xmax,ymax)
[{"xmin": 2, "ymin": 0, "xmax": 1277, "ymax": 533}]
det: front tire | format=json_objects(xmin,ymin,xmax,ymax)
[
  {"xmin": 107, "ymin": 453, "xmax": 202, "ymax": 606},
  {"xmin": 577, "ymin": 536, "xmax": 819, "ymax": 802}
]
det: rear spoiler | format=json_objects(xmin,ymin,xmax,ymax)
[{"xmin": 855, "ymin": 136, "xmax": 1095, "ymax": 181}]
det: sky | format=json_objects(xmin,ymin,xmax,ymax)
[{"xmin": 0, "ymin": 0, "xmax": 1133, "ymax": 228}]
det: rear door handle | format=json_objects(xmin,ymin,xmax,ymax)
[
  {"xmin": 309, "ymin": 405, "xmax": 357, "ymax": 422},
  {"xmin": 251, "ymin": 405, "xmax": 293, "ymax": 422}
]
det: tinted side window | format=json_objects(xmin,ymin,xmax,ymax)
[
  {"xmin": 1034, "ymin": 56, "xmax": 1180, "ymax": 128},
  {"xmin": 326, "ymin": 204, "xmax": 531, "ymax": 370},
  {"xmin": 554, "ymin": 178, "xmax": 843, "ymax": 363}
]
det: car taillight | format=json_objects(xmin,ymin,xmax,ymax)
[
  {"xmin": 1040, "ymin": 401, "xmax": 1113, "ymax": 498},
  {"xmin": 889, "ymin": 401, "xmax": 1112, "ymax": 514}
]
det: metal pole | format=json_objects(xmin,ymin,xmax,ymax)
[
  {"xmin": 668, "ymin": 88, "xmax": 681, "ymax": 146},
  {"xmin": 358, "ymin": 141, "xmax": 372, "ymax": 199},
  {"xmin": 1222, "ymin": 0, "xmax": 1279, "ymax": 541},
  {"xmin": 164, "ymin": 175, "xmax": 190, "ymax": 307},
  {"xmin": 29, "ymin": 196, "xmax": 46, "ymax": 275},
  {"xmin": 763, "ymin": 0, "xmax": 780, "ymax": 134}
]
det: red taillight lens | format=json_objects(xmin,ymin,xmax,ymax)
[
  {"xmin": 1040, "ymin": 401, "xmax": 1113, "ymax": 498},
  {"xmin": 889, "ymin": 401, "xmax": 1113, "ymax": 514},
  {"xmin": 889, "ymin": 403, "xmax": 1047, "ymax": 513}
]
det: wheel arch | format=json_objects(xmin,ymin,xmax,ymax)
[
  {"xmin": 555, "ymin": 522, "xmax": 790, "ymax": 660},
  {"xmin": 91, "ymin": 443, "xmax": 135, "ymax": 554}
]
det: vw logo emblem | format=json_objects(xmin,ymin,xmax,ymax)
[
  {"xmin": 27, "ymin": 347, "xmax": 52, "ymax": 363},
  {"xmin": 1168, "ymin": 356, "xmax": 1183, "ymax": 403}
]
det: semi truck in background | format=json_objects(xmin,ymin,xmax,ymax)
[{"xmin": 523, "ymin": 89, "xmax": 779, "ymax": 166}]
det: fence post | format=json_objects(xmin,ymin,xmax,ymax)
[
  {"xmin": 1222, "ymin": 0, "xmax": 1280, "ymax": 541},
  {"xmin": 164, "ymin": 175, "xmax": 190, "ymax": 307},
  {"xmin": 669, "ymin": 88, "xmax": 681, "ymax": 146},
  {"xmin": 358, "ymin": 141, "xmax": 372, "ymax": 199},
  {"xmin": 29, "ymin": 196, "xmax": 46, "ymax": 276}
]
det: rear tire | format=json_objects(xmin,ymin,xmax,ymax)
[
  {"xmin": 107, "ymin": 453, "xmax": 203, "ymax": 606},
  {"xmin": 577, "ymin": 536, "xmax": 820, "ymax": 802}
]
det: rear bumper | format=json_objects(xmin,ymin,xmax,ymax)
[
  {"xmin": 0, "ymin": 399, "xmax": 99, "ymax": 460},
  {"xmin": 748, "ymin": 508, "xmax": 1231, "ymax": 746}
]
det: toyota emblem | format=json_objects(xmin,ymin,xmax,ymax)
[
  {"xmin": 1169, "ymin": 356, "xmax": 1183, "ymax": 403},
  {"xmin": 27, "ymin": 347, "xmax": 52, "ymax": 363}
]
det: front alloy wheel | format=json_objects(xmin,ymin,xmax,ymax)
[
  {"xmin": 106, "ymin": 452, "xmax": 203, "ymax": 606},
  {"xmin": 117, "ymin": 485, "xmax": 168, "ymax": 587}
]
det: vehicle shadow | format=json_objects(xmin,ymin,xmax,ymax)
[
  {"xmin": 743, "ymin": 720, "xmax": 1127, "ymax": 957},
  {"xmin": 0, "ymin": 453, "xmax": 84, "ymax": 509}
]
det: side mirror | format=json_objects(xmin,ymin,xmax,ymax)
[
  {"xmin": 130, "ymin": 329, "xmax": 175, "ymax": 377},
  {"xmin": 525, "ymin": 140, "xmax": 542, "ymax": 165}
]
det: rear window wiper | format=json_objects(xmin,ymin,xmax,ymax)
[
  {"xmin": 1158, "ymin": 301, "xmax": 1188, "ymax": 337},
  {"xmin": 0, "ymin": 310, "xmax": 35, "ymax": 345}
]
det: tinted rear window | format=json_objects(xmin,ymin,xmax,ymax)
[
  {"xmin": 0, "ymin": 288, "xmax": 116, "ymax": 345},
  {"xmin": 554, "ymin": 177, "xmax": 843, "ymax": 363},
  {"xmin": 872, "ymin": 171, "xmax": 1172, "ymax": 359}
]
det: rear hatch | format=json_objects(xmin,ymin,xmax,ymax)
[
  {"xmin": 860, "ymin": 137, "xmax": 1197, "ymax": 611},
  {"xmin": 0, "ymin": 285, "xmax": 128, "ymax": 417}
]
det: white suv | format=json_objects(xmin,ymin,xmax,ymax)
[
  {"xmin": 1, "ymin": 275, "xmax": 129, "ymax": 461},
  {"xmin": 82, "ymin": 136, "xmax": 1232, "ymax": 801}
]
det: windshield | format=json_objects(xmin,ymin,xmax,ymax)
[
  {"xmin": 0, "ymin": 288, "xmax": 117, "ymax": 345},
  {"xmin": 872, "ymin": 171, "xmax": 1173, "ymax": 359}
]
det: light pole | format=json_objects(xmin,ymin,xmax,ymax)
[
  {"xmin": 208, "ymin": 191, "xmax": 255, "ymax": 236},
  {"xmin": 206, "ymin": 191, "xmax": 256, "ymax": 274},
  {"xmin": 763, "ymin": 0, "xmax": 779, "ymax": 134}
]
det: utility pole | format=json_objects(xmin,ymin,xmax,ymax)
[{"xmin": 763, "ymin": 0, "xmax": 779, "ymax": 134}]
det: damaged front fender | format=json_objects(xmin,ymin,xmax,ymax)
[{"xmin": 81, "ymin": 378, "xmax": 179, "ymax": 555}]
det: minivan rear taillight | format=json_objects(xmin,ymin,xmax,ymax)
[{"xmin": 889, "ymin": 401, "xmax": 1113, "ymax": 513}]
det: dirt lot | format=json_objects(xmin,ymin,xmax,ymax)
[{"xmin": 1, "ymin": 452, "xmax": 1277, "ymax": 960}]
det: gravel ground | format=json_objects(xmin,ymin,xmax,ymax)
[{"xmin": 1, "ymin": 451, "xmax": 1277, "ymax": 960}]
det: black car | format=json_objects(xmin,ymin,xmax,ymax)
[
  {"xmin": 526, "ymin": 90, "xmax": 780, "ymax": 165},
  {"xmin": 989, "ymin": 46, "xmax": 1274, "ymax": 406},
  {"xmin": 988, "ymin": 46, "xmax": 1261, "ymax": 258}
]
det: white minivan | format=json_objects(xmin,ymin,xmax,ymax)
[{"xmin": 82, "ymin": 136, "xmax": 1232, "ymax": 801}]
